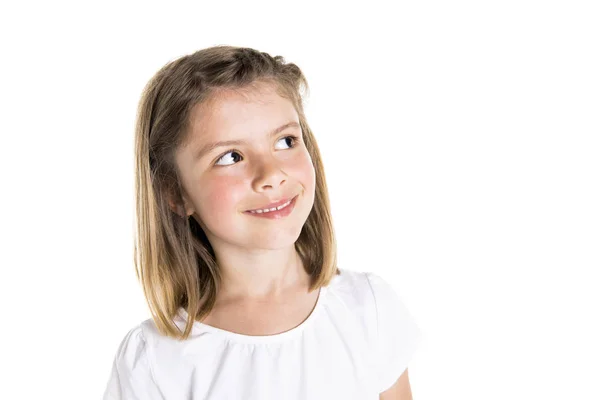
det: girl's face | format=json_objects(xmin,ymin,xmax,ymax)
[{"xmin": 173, "ymin": 82, "xmax": 316, "ymax": 251}]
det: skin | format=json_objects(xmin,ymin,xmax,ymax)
[
  {"xmin": 380, "ymin": 368, "xmax": 413, "ymax": 399},
  {"xmin": 172, "ymin": 81, "xmax": 316, "ymax": 305}
]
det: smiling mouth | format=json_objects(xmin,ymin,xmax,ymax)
[
  {"xmin": 244, "ymin": 195, "xmax": 297, "ymax": 213},
  {"xmin": 244, "ymin": 195, "xmax": 298, "ymax": 214}
]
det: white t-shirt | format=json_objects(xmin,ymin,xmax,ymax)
[{"xmin": 103, "ymin": 268, "xmax": 422, "ymax": 399}]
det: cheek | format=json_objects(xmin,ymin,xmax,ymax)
[
  {"xmin": 198, "ymin": 176, "xmax": 246, "ymax": 216},
  {"xmin": 296, "ymin": 150, "xmax": 316, "ymax": 190}
]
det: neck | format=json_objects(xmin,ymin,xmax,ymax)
[{"xmin": 214, "ymin": 247, "xmax": 310, "ymax": 303}]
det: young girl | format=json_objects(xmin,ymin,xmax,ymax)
[{"xmin": 103, "ymin": 45, "xmax": 422, "ymax": 400}]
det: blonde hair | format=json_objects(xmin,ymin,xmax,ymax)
[{"xmin": 133, "ymin": 45, "xmax": 339, "ymax": 340}]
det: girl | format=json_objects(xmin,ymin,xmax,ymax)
[{"xmin": 103, "ymin": 45, "xmax": 422, "ymax": 400}]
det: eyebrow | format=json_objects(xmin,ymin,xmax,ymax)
[{"xmin": 194, "ymin": 121, "xmax": 301, "ymax": 160}]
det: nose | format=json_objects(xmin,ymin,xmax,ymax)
[{"xmin": 252, "ymin": 155, "xmax": 288, "ymax": 192}]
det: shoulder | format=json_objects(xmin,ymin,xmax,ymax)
[
  {"xmin": 357, "ymin": 270, "xmax": 422, "ymax": 394},
  {"xmin": 326, "ymin": 268, "xmax": 413, "ymax": 326},
  {"xmin": 323, "ymin": 268, "xmax": 380, "ymax": 343},
  {"xmin": 110, "ymin": 319, "xmax": 174, "ymax": 378},
  {"xmin": 115, "ymin": 323, "xmax": 146, "ymax": 357},
  {"xmin": 104, "ymin": 323, "xmax": 164, "ymax": 399},
  {"xmin": 328, "ymin": 267, "xmax": 373, "ymax": 298},
  {"xmin": 356, "ymin": 269, "xmax": 421, "ymax": 342},
  {"xmin": 327, "ymin": 268, "xmax": 395, "ymax": 312},
  {"xmin": 362, "ymin": 271, "xmax": 403, "ymax": 313},
  {"xmin": 326, "ymin": 268, "xmax": 377, "ymax": 313},
  {"xmin": 111, "ymin": 323, "xmax": 152, "ymax": 372}
]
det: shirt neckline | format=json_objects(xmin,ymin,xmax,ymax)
[{"xmin": 177, "ymin": 285, "xmax": 329, "ymax": 344}]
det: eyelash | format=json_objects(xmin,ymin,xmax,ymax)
[{"xmin": 213, "ymin": 135, "xmax": 300, "ymax": 167}]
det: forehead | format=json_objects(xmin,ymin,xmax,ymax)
[{"xmin": 187, "ymin": 82, "xmax": 299, "ymax": 142}]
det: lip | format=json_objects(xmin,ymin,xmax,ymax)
[
  {"xmin": 243, "ymin": 195, "xmax": 298, "ymax": 219},
  {"xmin": 245, "ymin": 195, "xmax": 296, "ymax": 212}
]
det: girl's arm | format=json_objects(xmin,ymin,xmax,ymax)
[{"xmin": 380, "ymin": 368, "xmax": 413, "ymax": 400}]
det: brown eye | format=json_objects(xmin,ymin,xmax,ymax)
[
  {"xmin": 275, "ymin": 135, "xmax": 299, "ymax": 150},
  {"xmin": 215, "ymin": 150, "xmax": 243, "ymax": 166}
]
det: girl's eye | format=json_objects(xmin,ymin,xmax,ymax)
[{"xmin": 214, "ymin": 135, "xmax": 300, "ymax": 167}]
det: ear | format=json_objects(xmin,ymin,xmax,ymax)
[{"xmin": 167, "ymin": 190, "xmax": 194, "ymax": 218}]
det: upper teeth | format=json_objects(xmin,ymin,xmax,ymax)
[{"xmin": 249, "ymin": 199, "xmax": 292, "ymax": 214}]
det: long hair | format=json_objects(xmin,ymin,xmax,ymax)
[{"xmin": 133, "ymin": 45, "xmax": 339, "ymax": 340}]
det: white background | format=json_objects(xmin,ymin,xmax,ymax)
[{"xmin": 1, "ymin": 1, "xmax": 598, "ymax": 399}]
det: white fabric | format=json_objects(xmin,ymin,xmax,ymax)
[{"xmin": 103, "ymin": 268, "xmax": 422, "ymax": 399}]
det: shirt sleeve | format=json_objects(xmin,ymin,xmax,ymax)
[
  {"xmin": 365, "ymin": 272, "xmax": 423, "ymax": 394},
  {"xmin": 102, "ymin": 325, "xmax": 164, "ymax": 400}
]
